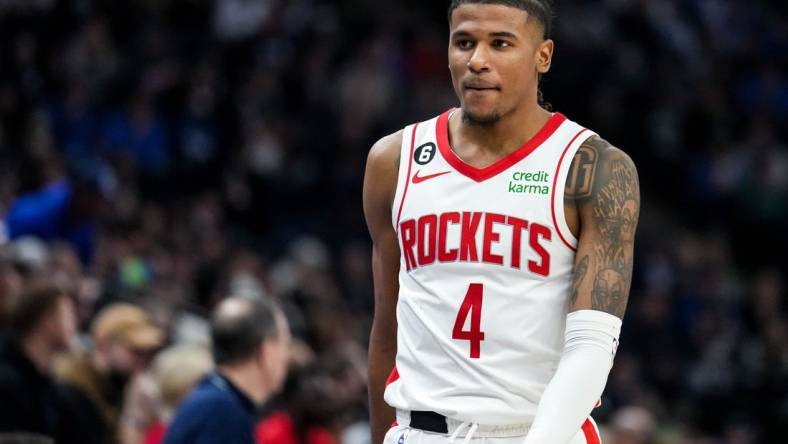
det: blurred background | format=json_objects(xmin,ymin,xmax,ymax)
[{"xmin": 0, "ymin": 0, "xmax": 786, "ymax": 443}]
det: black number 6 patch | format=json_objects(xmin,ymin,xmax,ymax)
[{"xmin": 414, "ymin": 142, "xmax": 437, "ymax": 165}]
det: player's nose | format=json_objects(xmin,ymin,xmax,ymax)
[{"xmin": 467, "ymin": 45, "xmax": 491, "ymax": 73}]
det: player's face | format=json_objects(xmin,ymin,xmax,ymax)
[{"xmin": 448, "ymin": 4, "xmax": 554, "ymax": 125}]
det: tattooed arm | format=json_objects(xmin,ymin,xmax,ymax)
[
  {"xmin": 566, "ymin": 136, "xmax": 640, "ymax": 318},
  {"xmin": 522, "ymin": 137, "xmax": 639, "ymax": 444}
]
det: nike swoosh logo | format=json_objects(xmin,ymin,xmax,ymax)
[{"xmin": 412, "ymin": 170, "xmax": 451, "ymax": 184}]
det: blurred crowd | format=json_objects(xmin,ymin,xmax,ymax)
[{"xmin": 0, "ymin": 0, "xmax": 786, "ymax": 443}]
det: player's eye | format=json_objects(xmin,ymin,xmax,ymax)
[
  {"xmin": 492, "ymin": 39, "xmax": 512, "ymax": 48},
  {"xmin": 456, "ymin": 39, "xmax": 475, "ymax": 50}
]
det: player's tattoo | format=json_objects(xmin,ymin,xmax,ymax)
[
  {"xmin": 570, "ymin": 255, "xmax": 589, "ymax": 306},
  {"xmin": 573, "ymin": 136, "xmax": 640, "ymax": 318},
  {"xmin": 565, "ymin": 143, "xmax": 599, "ymax": 198}
]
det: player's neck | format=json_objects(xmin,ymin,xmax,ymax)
[{"xmin": 453, "ymin": 103, "xmax": 552, "ymax": 157}]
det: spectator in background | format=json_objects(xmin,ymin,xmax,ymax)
[
  {"xmin": 4, "ymin": 127, "xmax": 73, "ymax": 242},
  {"xmin": 164, "ymin": 296, "xmax": 291, "ymax": 444},
  {"xmin": 608, "ymin": 406, "xmax": 656, "ymax": 444},
  {"xmin": 4, "ymin": 121, "xmax": 101, "ymax": 265},
  {"xmin": 56, "ymin": 303, "xmax": 164, "ymax": 444},
  {"xmin": 0, "ymin": 284, "xmax": 76, "ymax": 441},
  {"xmin": 129, "ymin": 344, "xmax": 214, "ymax": 444},
  {"xmin": 102, "ymin": 93, "xmax": 170, "ymax": 178},
  {"xmin": 48, "ymin": 79, "xmax": 101, "ymax": 179},
  {"xmin": 256, "ymin": 365, "xmax": 341, "ymax": 444},
  {"xmin": 0, "ymin": 259, "xmax": 24, "ymax": 323}
]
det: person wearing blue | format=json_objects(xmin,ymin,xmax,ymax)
[{"xmin": 163, "ymin": 296, "xmax": 291, "ymax": 444}]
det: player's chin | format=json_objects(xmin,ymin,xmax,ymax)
[
  {"xmin": 462, "ymin": 92, "xmax": 498, "ymax": 109},
  {"xmin": 462, "ymin": 89, "xmax": 499, "ymax": 105},
  {"xmin": 461, "ymin": 104, "xmax": 502, "ymax": 126}
]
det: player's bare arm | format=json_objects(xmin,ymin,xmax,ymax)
[
  {"xmin": 524, "ymin": 136, "xmax": 639, "ymax": 444},
  {"xmin": 565, "ymin": 135, "xmax": 640, "ymax": 317},
  {"xmin": 362, "ymin": 130, "xmax": 403, "ymax": 444}
]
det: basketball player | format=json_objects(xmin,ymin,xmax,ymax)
[{"xmin": 363, "ymin": 1, "xmax": 640, "ymax": 443}]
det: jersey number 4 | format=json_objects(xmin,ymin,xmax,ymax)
[{"xmin": 452, "ymin": 283, "xmax": 485, "ymax": 358}]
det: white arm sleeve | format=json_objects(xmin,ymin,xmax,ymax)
[{"xmin": 522, "ymin": 310, "xmax": 622, "ymax": 444}]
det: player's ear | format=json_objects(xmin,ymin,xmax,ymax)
[{"xmin": 535, "ymin": 39, "xmax": 554, "ymax": 75}]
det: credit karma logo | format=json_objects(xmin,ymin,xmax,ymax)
[{"xmin": 508, "ymin": 170, "xmax": 550, "ymax": 195}]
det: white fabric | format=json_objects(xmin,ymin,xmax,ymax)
[
  {"xmin": 385, "ymin": 109, "xmax": 598, "ymax": 425},
  {"xmin": 383, "ymin": 419, "xmax": 600, "ymax": 444},
  {"xmin": 448, "ymin": 422, "xmax": 478, "ymax": 444},
  {"xmin": 395, "ymin": 410, "xmax": 531, "ymax": 438},
  {"xmin": 522, "ymin": 310, "xmax": 622, "ymax": 444}
]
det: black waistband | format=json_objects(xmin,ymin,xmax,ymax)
[{"xmin": 409, "ymin": 411, "xmax": 448, "ymax": 434}]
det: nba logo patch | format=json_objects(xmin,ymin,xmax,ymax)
[
  {"xmin": 398, "ymin": 431, "xmax": 407, "ymax": 444},
  {"xmin": 612, "ymin": 338, "xmax": 619, "ymax": 357}
]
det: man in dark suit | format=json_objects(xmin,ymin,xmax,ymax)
[
  {"xmin": 164, "ymin": 296, "xmax": 291, "ymax": 444},
  {"xmin": 0, "ymin": 284, "xmax": 77, "ymax": 441}
]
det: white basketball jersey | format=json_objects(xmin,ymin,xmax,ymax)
[{"xmin": 384, "ymin": 109, "xmax": 596, "ymax": 425}]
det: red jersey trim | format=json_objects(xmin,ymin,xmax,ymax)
[
  {"xmin": 581, "ymin": 419, "xmax": 601, "ymax": 444},
  {"xmin": 385, "ymin": 367, "xmax": 400, "ymax": 429},
  {"xmin": 435, "ymin": 109, "xmax": 567, "ymax": 183},
  {"xmin": 385, "ymin": 367, "xmax": 400, "ymax": 386},
  {"xmin": 395, "ymin": 124, "xmax": 420, "ymax": 230},
  {"xmin": 550, "ymin": 128, "xmax": 590, "ymax": 252}
]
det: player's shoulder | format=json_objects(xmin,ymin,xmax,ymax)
[
  {"xmin": 364, "ymin": 129, "xmax": 405, "ymax": 211},
  {"xmin": 367, "ymin": 129, "xmax": 404, "ymax": 169},
  {"xmin": 565, "ymin": 131, "xmax": 638, "ymax": 202},
  {"xmin": 576, "ymin": 132, "xmax": 638, "ymax": 177},
  {"xmin": 367, "ymin": 110, "xmax": 447, "ymax": 177}
]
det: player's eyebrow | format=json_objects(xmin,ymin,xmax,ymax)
[
  {"xmin": 451, "ymin": 30, "xmax": 520, "ymax": 40},
  {"xmin": 451, "ymin": 30, "xmax": 473, "ymax": 39},
  {"xmin": 489, "ymin": 31, "xmax": 519, "ymax": 40}
]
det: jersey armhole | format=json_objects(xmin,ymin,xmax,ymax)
[
  {"xmin": 391, "ymin": 123, "xmax": 419, "ymax": 231},
  {"xmin": 551, "ymin": 128, "xmax": 596, "ymax": 252}
]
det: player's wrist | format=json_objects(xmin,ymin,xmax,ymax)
[{"xmin": 522, "ymin": 310, "xmax": 621, "ymax": 444}]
